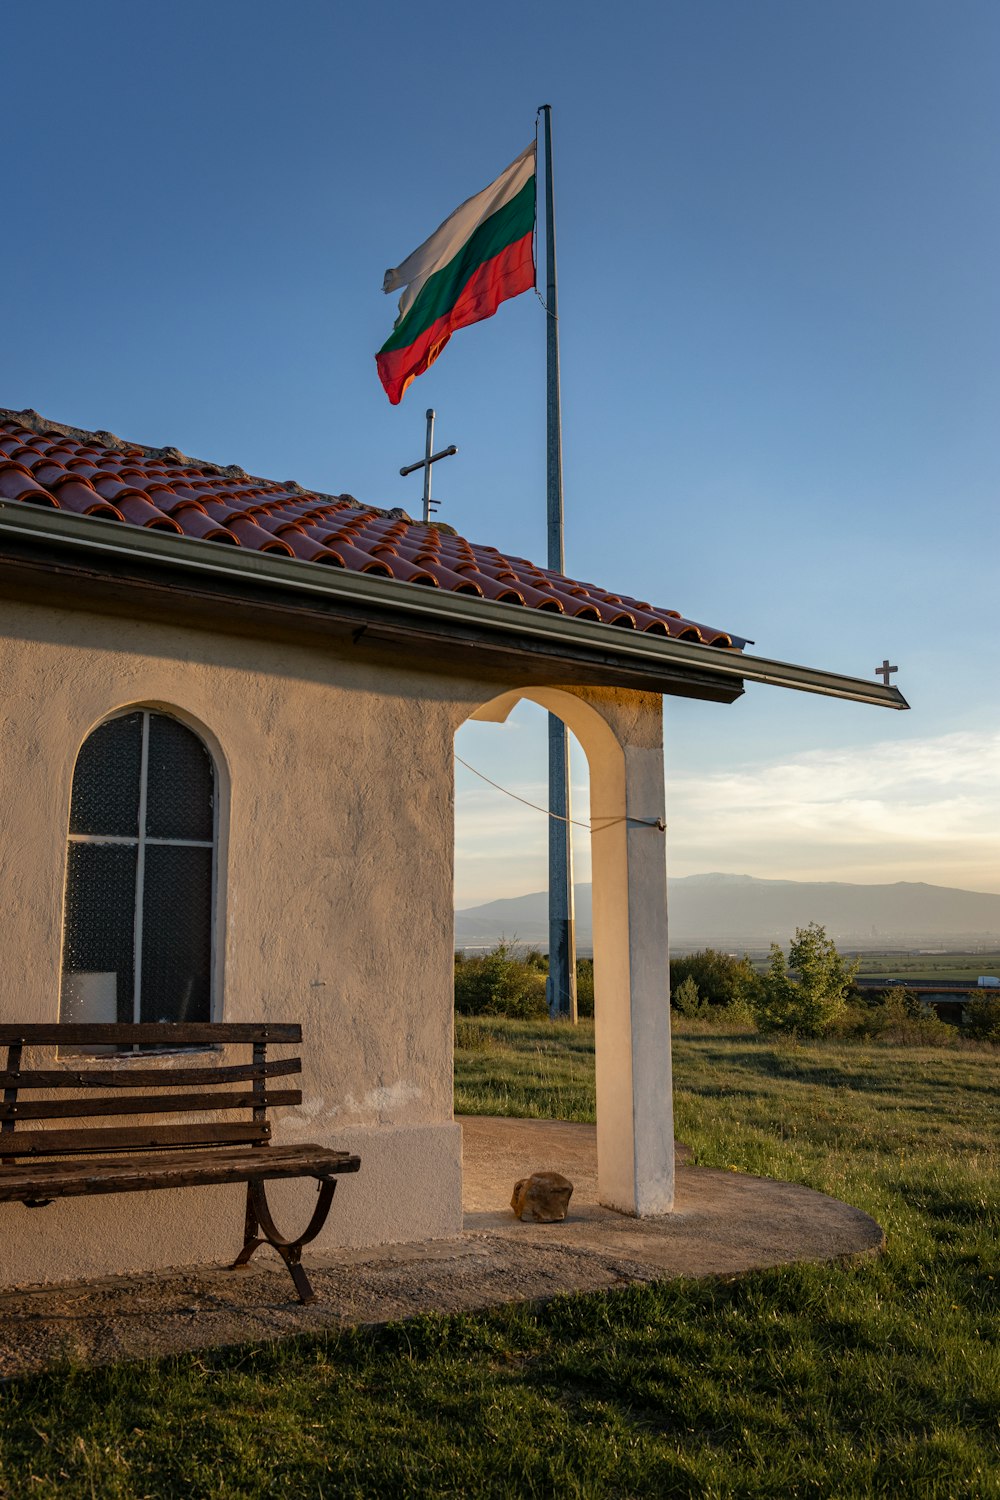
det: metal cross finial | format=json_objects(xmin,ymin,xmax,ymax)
[
  {"xmin": 876, "ymin": 659, "xmax": 898, "ymax": 686},
  {"xmin": 399, "ymin": 408, "xmax": 458, "ymax": 523}
]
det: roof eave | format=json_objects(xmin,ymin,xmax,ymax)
[{"xmin": 0, "ymin": 505, "xmax": 909, "ymax": 711}]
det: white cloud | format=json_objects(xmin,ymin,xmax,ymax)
[
  {"xmin": 666, "ymin": 730, "xmax": 1000, "ymax": 892},
  {"xmin": 454, "ymin": 729, "xmax": 1000, "ymax": 904}
]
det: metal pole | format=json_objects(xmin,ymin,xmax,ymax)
[
  {"xmin": 541, "ymin": 104, "xmax": 577, "ymax": 1023},
  {"xmin": 423, "ymin": 408, "xmax": 435, "ymax": 524}
]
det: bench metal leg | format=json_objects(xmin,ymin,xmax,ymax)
[{"xmin": 230, "ymin": 1176, "xmax": 337, "ymax": 1304}]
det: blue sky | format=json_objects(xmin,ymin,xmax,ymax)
[{"xmin": 5, "ymin": 1, "xmax": 998, "ymax": 903}]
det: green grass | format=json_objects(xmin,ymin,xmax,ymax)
[
  {"xmin": 454, "ymin": 1015, "xmax": 598, "ymax": 1121},
  {"xmin": 1, "ymin": 1022, "xmax": 998, "ymax": 1498}
]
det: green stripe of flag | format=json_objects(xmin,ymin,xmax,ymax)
[{"xmin": 379, "ymin": 177, "xmax": 536, "ymax": 355}]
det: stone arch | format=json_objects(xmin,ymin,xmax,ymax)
[{"xmin": 461, "ymin": 684, "xmax": 675, "ymax": 1216}]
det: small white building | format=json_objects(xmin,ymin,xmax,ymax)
[{"xmin": 0, "ymin": 407, "xmax": 906, "ymax": 1285}]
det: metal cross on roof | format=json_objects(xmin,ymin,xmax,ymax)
[
  {"xmin": 876, "ymin": 659, "xmax": 898, "ymax": 686},
  {"xmin": 400, "ymin": 408, "xmax": 458, "ymax": 524}
]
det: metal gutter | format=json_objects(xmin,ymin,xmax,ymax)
[{"xmin": 0, "ymin": 504, "xmax": 909, "ymax": 710}]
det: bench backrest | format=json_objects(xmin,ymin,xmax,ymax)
[{"xmin": 0, "ymin": 1023, "xmax": 303, "ymax": 1160}]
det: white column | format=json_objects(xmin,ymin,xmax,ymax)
[
  {"xmin": 472, "ymin": 686, "xmax": 674, "ymax": 1216},
  {"xmin": 589, "ymin": 721, "xmax": 673, "ymax": 1216}
]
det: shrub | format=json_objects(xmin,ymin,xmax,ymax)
[
  {"xmin": 454, "ymin": 951, "xmax": 596, "ymax": 1019},
  {"xmin": 454, "ymin": 942, "xmax": 548, "ymax": 1019},
  {"xmin": 751, "ymin": 923, "xmax": 860, "ymax": 1037},
  {"xmin": 669, "ymin": 990, "xmax": 758, "ymax": 1034},
  {"xmin": 836, "ymin": 990, "xmax": 957, "ymax": 1046},
  {"xmin": 669, "ymin": 949, "xmax": 756, "ymax": 1008},
  {"xmin": 576, "ymin": 957, "xmax": 595, "ymax": 1018},
  {"xmin": 717, "ymin": 995, "xmax": 758, "ymax": 1030},
  {"xmin": 964, "ymin": 995, "xmax": 1000, "ymax": 1042},
  {"xmin": 879, "ymin": 985, "xmax": 925, "ymax": 1018},
  {"xmin": 673, "ymin": 975, "xmax": 711, "ymax": 1019}
]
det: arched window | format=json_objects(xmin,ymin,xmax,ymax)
[{"xmin": 60, "ymin": 710, "xmax": 217, "ymax": 1028}]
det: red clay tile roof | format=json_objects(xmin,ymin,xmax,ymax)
[{"xmin": 0, "ymin": 410, "xmax": 745, "ymax": 649}]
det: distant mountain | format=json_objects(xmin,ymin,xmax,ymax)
[{"xmin": 454, "ymin": 874, "xmax": 1000, "ymax": 953}]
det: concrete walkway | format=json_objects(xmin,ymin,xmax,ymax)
[{"xmin": 0, "ymin": 1118, "xmax": 883, "ymax": 1377}]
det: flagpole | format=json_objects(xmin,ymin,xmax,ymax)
[{"xmin": 540, "ymin": 103, "xmax": 577, "ymax": 1024}]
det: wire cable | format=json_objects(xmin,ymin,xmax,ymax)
[{"xmin": 455, "ymin": 754, "xmax": 665, "ymax": 832}]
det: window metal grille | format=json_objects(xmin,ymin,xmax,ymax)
[{"xmin": 61, "ymin": 710, "xmax": 216, "ymax": 1030}]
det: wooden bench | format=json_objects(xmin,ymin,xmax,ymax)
[{"xmin": 0, "ymin": 1022, "xmax": 360, "ymax": 1304}]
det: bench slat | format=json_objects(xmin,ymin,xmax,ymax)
[
  {"xmin": 1, "ymin": 1042, "xmax": 21, "ymax": 1153},
  {"xmin": 0, "ymin": 1144, "xmax": 361, "ymax": 1201},
  {"xmin": 0, "ymin": 1122, "xmax": 271, "ymax": 1157},
  {"xmin": 0, "ymin": 1057, "xmax": 302, "ymax": 1090},
  {"xmin": 0, "ymin": 1023, "xmax": 302, "ymax": 1047},
  {"xmin": 0, "ymin": 1089, "xmax": 302, "ymax": 1122},
  {"xmin": 0, "ymin": 1021, "xmax": 360, "ymax": 1306}
]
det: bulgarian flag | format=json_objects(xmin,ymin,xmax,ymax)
[{"xmin": 377, "ymin": 143, "xmax": 536, "ymax": 405}]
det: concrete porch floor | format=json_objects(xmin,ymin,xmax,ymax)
[{"xmin": 0, "ymin": 1117, "xmax": 883, "ymax": 1377}]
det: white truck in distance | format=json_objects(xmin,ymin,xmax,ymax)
[{"xmin": 977, "ymin": 976, "xmax": 1000, "ymax": 987}]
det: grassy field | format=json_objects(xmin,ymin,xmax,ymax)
[
  {"xmin": 1, "ymin": 1021, "xmax": 998, "ymax": 1497},
  {"xmin": 849, "ymin": 951, "xmax": 1000, "ymax": 984}
]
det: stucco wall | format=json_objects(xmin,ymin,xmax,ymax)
[
  {"xmin": 0, "ymin": 598, "xmax": 479, "ymax": 1283},
  {"xmin": 0, "ymin": 597, "xmax": 675, "ymax": 1286}
]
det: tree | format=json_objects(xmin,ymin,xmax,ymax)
[{"xmin": 752, "ymin": 923, "xmax": 859, "ymax": 1036}]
